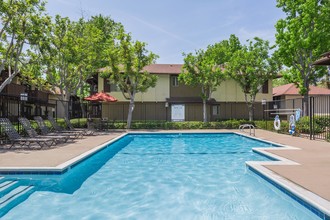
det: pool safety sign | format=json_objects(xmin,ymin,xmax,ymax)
[{"xmin": 171, "ymin": 104, "xmax": 185, "ymax": 121}]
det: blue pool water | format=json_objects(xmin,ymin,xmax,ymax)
[{"xmin": 1, "ymin": 133, "xmax": 321, "ymax": 219}]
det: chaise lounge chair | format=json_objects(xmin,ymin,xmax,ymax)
[
  {"xmin": 64, "ymin": 117, "xmax": 94, "ymax": 136},
  {"xmin": 18, "ymin": 117, "xmax": 70, "ymax": 144},
  {"xmin": 33, "ymin": 116, "xmax": 77, "ymax": 141},
  {"xmin": 47, "ymin": 116, "xmax": 83, "ymax": 138},
  {"xmin": 0, "ymin": 118, "xmax": 55, "ymax": 149}
]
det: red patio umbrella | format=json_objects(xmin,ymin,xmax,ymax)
[{"xmin": 84, "ymin": 91, "xmax": 117, "ymax": 102}]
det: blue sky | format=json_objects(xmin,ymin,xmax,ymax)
[{"xmin": 46, "ymin": 0, "xmax": 284, "ymax": 64}]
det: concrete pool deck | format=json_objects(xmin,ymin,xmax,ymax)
[{"xmin": 0, "ymin": 129, "xmax": 329, "ymax": 204}]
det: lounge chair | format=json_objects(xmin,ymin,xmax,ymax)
[
  {"xmin": 0, "ymin": 118, "xmax": 55, "ymax": 148},
  {"xmin": 18, "ymin": 117, "xmax": 69, "ymax": 144},
  {"xmin": 47, "ymin": 116, "xmax": 83, "ymax": 138},
  {"xmin": 64, "ymin": 117, "xmax": 94, "ymax": 136},
  {"xmin": 33, "ymin": 116, "xmax": 77, "ymax": 140}
]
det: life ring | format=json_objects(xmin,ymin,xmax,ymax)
[
  {"xmin": 289, "ymin": 114, "xmax": 295, "ymax": 135},
  {"xmin": 274, "ymin": 115, "xmax": 281, "ymax": 130},
  {"xmin": 295, "ymin": 109, "xmax": 301, "ymax": 121}
]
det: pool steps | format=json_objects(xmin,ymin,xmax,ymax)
[
  {"xmin": 0, "ymin": 177, "xmax": 35, "ymax": 215},
  {"xmin": 0, "ymin": 180, "xmax": 19, "ymax": 194}
]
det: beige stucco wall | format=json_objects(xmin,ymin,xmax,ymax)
[
  {"xmin": 213, "ymin": 79, "xmax": 273, "ymax": 102},
  {"xmin": 98, "ymin": 74, "xmax": 273, "ymax": 103},
  {"xmin": 98, "ymin": 74, "xmax": 170, "ymax": 102}
]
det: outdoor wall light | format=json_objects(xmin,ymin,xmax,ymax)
[{"xmin": 20, "ymin": 93, "xmax": 28, "ymax": 101}]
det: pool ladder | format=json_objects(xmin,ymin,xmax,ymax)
[{"xmin": 239, "ymin": 124, "xmax": 255, "ymax": 136}]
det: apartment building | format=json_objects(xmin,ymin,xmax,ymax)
[{"xmin": 96, "ymin": 64, "xmax": 273, "ymax": 121}]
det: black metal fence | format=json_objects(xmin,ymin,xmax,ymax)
[
  {"xmin": 263, "ymin": 96, "xmax": 330, "ymax": 141},
  {"xmin": 309, "ymin": 96, "xmax": 330, "ymax": 141},
  {"xmin": 0, "ymin": 94, "xmax": 87, "ymax": 141},
  {"xmin": 0, "ymin": 93, "xmax": 329, "ymax": 142}
]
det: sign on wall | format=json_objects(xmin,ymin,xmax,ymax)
[{"xmin": 171, "ymin": 104, "xmax": 185, "ymax": 121}]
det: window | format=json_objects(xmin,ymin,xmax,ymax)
[
  {"xmin": 261, "ymin": 80, "xmax": 269, "ymax": 94},
  {"xmin": 110, "ymin": 83, "xmax": 120, "ymax": 92},
  {"xmin": 103, "ymin": 78, "xmax": 111, "ymax": 92},
  {"xmin": 104, "ymin": 78, "xmax": 120, "ymax": 92},
  {"xmin": 171, "ymin": 76, "xmax": 179, "ymax": 87},
  {"xmin": 212, "ymin": 105, "xmax": 220, "ymax": 116}
]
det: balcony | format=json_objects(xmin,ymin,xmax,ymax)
[
  {"xmin": 28, "ymin": 90, "xmax": 49, "ymax": 103},
  {"xmin": 2, "ymin": 83, "xmax": 26, "ymax": 97}
]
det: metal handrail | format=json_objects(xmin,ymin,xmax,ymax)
[{"xmin": 239, "ymin": 124, "xmax": 255, "ymax": 136}]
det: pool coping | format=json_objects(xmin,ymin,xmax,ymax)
[
  {"xmin": 0, "ymin": 131, "xmax": 329, "ymax": 218},
  {"xmin": 0, "ymin": 133, "xmax": 128, "ymax": 174},
  {"xmin": 236, "ymin": 132, "xmax": 330, "ymax": 218}
]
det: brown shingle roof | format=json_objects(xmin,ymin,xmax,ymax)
[
  {"xmin": 143, "ymin": 64, "xmax": 183, "ymax": 74},
  {"xmin": 99, "ymin": 64, "xmax": 183, "ymax": 75},
  {"xmin": 313, "ymin": 51, "xmax": 330, "ymax": 66},
  {"xmin": 273, "ymin": 83, "xmax": 330, "ymax": 96}
]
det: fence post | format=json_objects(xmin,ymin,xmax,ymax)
[{"xmin": 309, "ymin": 96, "xmax": 314, "ymax": 140}]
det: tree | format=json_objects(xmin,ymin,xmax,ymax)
[
  {"xmin": 31, "ymin": 15, "xmax": 121, "ymax": 118},
  {"xmin": 102, "ymin": 32, "xmax": 158, "ymax": 128},
  {"xmin": 275, "ymin": 0, "xmax": 330, "ymax": 116},
  {"xmin": 0, "ymin": 0, "xmax": 47, "ymax": 92},
  {"xmin": 30, "ymin": 16, "xmax": 78, "ymax": 118},
  {"xmin": 180, "ymin": 48, "xmax": 226, "ymax": 122},
  {"xmin": 226, "ymin": 37, "xmax": 278, "ymax": 121}
]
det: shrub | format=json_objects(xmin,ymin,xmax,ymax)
[
  {"xmin": 255, "ymin": 120, "xmax": 289, "ymax": 134},
  {"xmin": 326, "ymin": 133, "xmax": 330, "ymax": 142},
  {"xmin": 296, "ymin": 116, "xmax": 323, "ymax": 134},
  {"xmin": 66, "ymin": 119, "xmax": 254, "ymax": 130},
  {"xmin": 70, "ymin": 118, "xmax": 88, "ymax": 128},
  {"xmin": 314, "ymin": 116, "xmax": 330, "ymax": 129}
]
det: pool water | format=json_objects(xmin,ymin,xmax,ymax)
[{"xmin": 2, "ymin": 133, "xmax": 320, "ymax": 219}]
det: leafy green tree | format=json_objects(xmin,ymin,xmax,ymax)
[
  {"xmin": 180, "ymin": 48, "xmax": 226, "ymax": 122},
  {"xmin": 226, "ymin": 37, "xmax": 278, "ymax": 121},
  {"xmin": 209, "ymin": 34, "xmax": 242, "ymax": 65},
  {"xmin": 70, "ymin": 16, "xmax": 121, "ymax": 117},
  {"xmin": 31, "ymin": 15, "xmax": 121, "ymax": 118},
  {"xmin": 101, "ymin": 32, "xmax": 158, "ymax": 128},
  {"xmin": 0, "ymin": 0, "xmax": 48, "ymax": 92},
  {"xmin": 275, "ymin": 0, "xmax": 330, "ymax": 116},
  {"xmin": 30, "ymin": 15, "xmax": 78, "ymax": 117}
]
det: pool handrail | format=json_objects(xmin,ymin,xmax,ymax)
[{"xmin": 239, "ymin": 124, "xmax": 255, "ymax": 136}]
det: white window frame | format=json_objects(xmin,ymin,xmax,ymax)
[
  {"xmin": 171, "ymin": 76, "xmax": 179, "ymax": 87},
  {"xmin": 212, "ymin": 105, "xmax": 220, "ymax": 116}
]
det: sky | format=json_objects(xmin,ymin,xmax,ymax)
[{"xmin": 46, "ymin": 0, "xmax": 285, "ymax": 64}]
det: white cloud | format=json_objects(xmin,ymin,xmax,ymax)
[{"xmin": 127, "ymin": 14, "xmax": 198, "ymax": 47}]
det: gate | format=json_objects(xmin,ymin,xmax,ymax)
[{"xmin": 309, "ymin": 96, "xmax": 330, "ymax": 141}]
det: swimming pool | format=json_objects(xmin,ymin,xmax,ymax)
[{"xmin": 0, "ymin": 133, "xmax": 322, "ymax": 219}]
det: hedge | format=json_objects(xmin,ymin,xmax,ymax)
[
  {"xmin": 3, "ymin": 117, "xmax": 329, "ymax": 142},
  {"xmin": 69, "ymin": 118, "xmax": 254, "ymax": 130}
]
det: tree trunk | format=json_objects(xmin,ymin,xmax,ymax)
[
  {"xmin": 203, "ymin": 99, "xmax": 207, "ymax": 122},
  {"xmin": 244, "ymin": 93, "xmax": 254, "ymax": 121},
  {"xmin": 302, "ymin": 81, "xmax": 309, "ymax": 117},
  {"xmin": 303, "ymin": 94, "xmax": 309, "ymax": 117},
  {"xmin": 127, "ymin": 95, "xmax": 135, "ymax": 129},
  {"xmin": 59, "ymin": 99, "xmax": 69, "ymax": 119},
  {"xmin": 0, "ymin": 71, "xmax": 17, "ymax": 93},
  {"xmin": 248, "ymin": 103, "xmax": 254, "ymax": 121},
  {"xmin": 79, "ymin": 85, "xmax": 86, "ymax": 118},
  {"xmin": 80, "ymin": 98, "xmax": 86, "ymax": 118}
]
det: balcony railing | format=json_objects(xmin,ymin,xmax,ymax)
[
  {"xmin": 28, "ymin": 90, "xmax": 48, "ymax": 103},
  {"xmin": 3, "ymin": 83, "xmax": 26, "ymax": 97}
]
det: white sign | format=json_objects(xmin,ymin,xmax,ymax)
[{"xmin": 171, "ymin": 104, "xmax": 185, "ymax": 121}]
